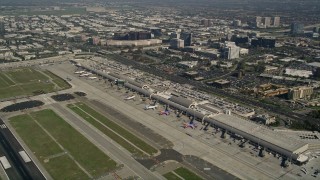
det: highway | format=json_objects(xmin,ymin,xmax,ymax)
[
  {"xmin": 0, "ymin": 131, "xmax": 24, "ymax": 180},
  {"xmin": 276, "ymin": 23, "xmax": 320, "ymax": 33},
  {"xmin": 0, "ymin": 118, "xmax": 46, "ymax": 180}
]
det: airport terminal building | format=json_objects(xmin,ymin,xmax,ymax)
[{"xmin": 77, "ymin": 61, "xmax": 309, "ymax": 164}]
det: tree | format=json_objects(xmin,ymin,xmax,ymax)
[
  {"xmin": 237, "ymin": 61, "xmax": 246, "ymax": 70},
  {"xmin": 255, "ymin": 62, "xmax": 266, "ymax": 73},
  {"xmin": 128, "ymin": 47, "xmax": 133, "ymax": 53},
  {"xmin": 309, "ymin": 110, "xmax": 320, "ymax": 119},
  {"xmin": 135, "ymin": 47, "xmax": 143, "ymax": 54}
]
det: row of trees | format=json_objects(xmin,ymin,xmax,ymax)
[{"xmin": 237, "ymin": 60, "xmax": 266, "ymax": 73}]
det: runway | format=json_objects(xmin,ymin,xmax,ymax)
[
  {"xmin": 45, "ymin": 63, "xmax": 275, "ymax": 179},
  {"xmin": 49, "ymin": 103, "xmax": 163, "ymax": 180},
  {"xmin": 0, "ymin": 54, "xmax": 302, "ymax": 179}
]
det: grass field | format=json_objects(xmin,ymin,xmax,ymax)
[
  {"xmin": 10, "ymin": 114, "xmax": 87, "ymax": 179},
  {"xmin": 163, "ymin": 172, "xmax": 181, "ymax": 180},
  {"xmin": 174, "ymin": 167, "xmax": 203, "ymax": 180},
  {"xmin": 43, "ymin": 70, "xmax": 71, "ymax": 89},
  {"xmin": 10, "ymin": 109, "xmax": 117, "ymax": 178},
  {"xmin": 6, "ymin": 68, "xmax": 48, "ymax": 83},
  {"xmin": 68, "ymin": 103, "xmax": 158, "ymax": 156},
  {"xmin": 0, "ymin": 68, "xmax": 70, "ymax": 100},
  {"xmin": 0, "ymin": 73, "xmax": 15, "ymax": 86},
  {"xmin": 44, "ymin": 155, "xmax": 88, "ymax": 180}
]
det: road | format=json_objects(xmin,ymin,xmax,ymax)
[
  {"xmin": 0, "ymin": 131, "xmax": 24, "ymax": 180},
  {"xmin": 0, "ymin": 54, "xmax": 74, "ymax": 70},
  {"xmin": 102, "ymin": 45, "xmax": 169, "ymax": 54},
  {"xmin": 276, "ymin": 23, "xmax": 320, "ymax": 33},
  {"xmin": 0, "ymin": 118, "xmax": 46, "ymax": 180}
]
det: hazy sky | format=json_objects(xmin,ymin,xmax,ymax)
[{"xmin": 1, "ymin": 0, "xmax": 318, "ymax": 10}]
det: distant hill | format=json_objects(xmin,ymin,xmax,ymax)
[
  {"xmin": 0, "ymin": 0, "xmax": 84, "ymax": 6},
  {"xmin": 1, "ymin": 0, "xmax": 319, "ymax": 12},
  {"xmin": 0, "ymin": 0, "xmax": 54, "ymax": 6}
]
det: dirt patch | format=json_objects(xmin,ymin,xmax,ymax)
[
  {"xmin": 1, "ymin": 100, "xmax": 44, "ymax": 112},
  {"xmin": 74, "ymin": 92, "xmax": 87, "ymax": 97},
  {"xmin": 51, "ymin": 93, "xmax": 75, "ymax": 102}
]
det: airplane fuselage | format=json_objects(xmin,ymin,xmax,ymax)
[
  {"xmin": 125, "ymin": 96, "xmax": 135, "ymax": 100},
  {"xmin": 145, "ymin": 105, "xmax": 158, "ymax": 110}
]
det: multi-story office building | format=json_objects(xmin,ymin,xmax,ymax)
[
  {"xmin": 255, "ymin": 16, "xmax": 280, "ymax": 28},
  {"xmin": 150, "ymin": 27, "xmax": 162, "ymax": 37},
  {"xmin": 255, "ymin": 16, "xmax": 262, "ymax": 27},
  {"xmin": 273, "ymin": 17, "xmax": 280, "ymax": 27},
  {"xmin": 181, "ymin": 32, "xmax": 192, "ymax": 46},
  {"xmin": 264, "ymin": 17, "xmax": 271, "ymax": 27},
  {"xmin": 170, "ymin": 38, "xmax": 184, "ymax": 49},
  {"xmin": 291, "ymin": 23, "xmax": 304, "ymax": 34},
  {"xmin": 288, "ymin": 86, "xmax": 313, "ymax": 100},
  {"xmin": 201, "ymin": 19, "xmax": 212, "ymax": 27},
  {"xmin": 222, "ymin": 41, "xmax": 240, "ymax": 60},
  {"xmin": 251, "ymin": 37, "xmax": 276, "ymax": 48},
  {"xmin": 137, "ymin": 31, "xmax": 152, "ymax": 40},
  {"xmin": 170, "ymin": 32, "xmax": 180, "ymax": 39},
  {"xmin": 0, "ymin": 20, "xmax": 5, "ymax": 36},
  {"xmin": 128, "ymin": 32, "xmax": 139, "ymax": 40},
  {"xmin": 233, "ymin": 20, "xmax": 242, "ymax": 27},
  {"xmin": 313, "ymin": 27, "xmax": 320, "ymax": 33},
  {"xmin": 113, "ymin": 31, "xmax": 152, "ymax": 40},
  {"xmin": 201, "ymin": 19, "xmax": 209, "ymax": 27},
  {"xmin": 232, "ymin": 35, "xmax": 249, "ymax": 45}
]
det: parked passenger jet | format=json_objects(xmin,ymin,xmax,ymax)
[
  {"xmin": 182, "ymin": 122, "xmax": 198, "ymax": 129},
  {"xmin": 74, "ymin": 71, "xmax": 85, "ymax": 74},
  {"xmin": 124, "ymin": 95, "xmax": 135, "ymax": 100},
  {"xmin": 159, "ymin": 109, "xmax": 170, "ymax": 115},
  {"xmin": 144, "ymin": 105, "xmax": 158, "ymax": 110},
  {"xmin": 88, "ymin": 76, "xmax": 97, "ymax": 80},
  {"xmin": 79, "ymin": 73, "xmax": 92, "ymax": 77}
]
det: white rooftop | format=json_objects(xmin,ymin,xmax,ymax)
[
  {"xmin": 0, "ymin": 156, "xmax": 11, "ymax": 169},
  {"xmin": 308, "ymin": 62, "xmax": 320, "ymax": 68},
  {"xmin": 19, "ymin": 151, "xmax": 31, "ymax": 163},
  {"xmin": 285, "ymin": 68, "xmax": 312, "ymax": 78},
  {"xmin": 213, "ymin": 114, "xmax": 308, "ymax": 153}
]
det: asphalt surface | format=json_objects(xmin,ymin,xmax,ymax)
[
  {"xmin": 0, "ymin": 132, "xmax": 23, "ymax": 180},
  {"xmin": 184, "ymin": 155, "xmax": 240, "ymax": 180},
  {"xmin": 0, "ymin": 118, "xmax": 45, "ymax": 180},
  {"xmin": 87, "ymin": 98, "xmax": 236, "ymax": 180},
  {"xmin": 137, "ymin": 149, "xmax": 183, "ymax": 169},
  {"xmin": 87, "ymin": 99, "xmax": 174, "ymax": 149}
]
